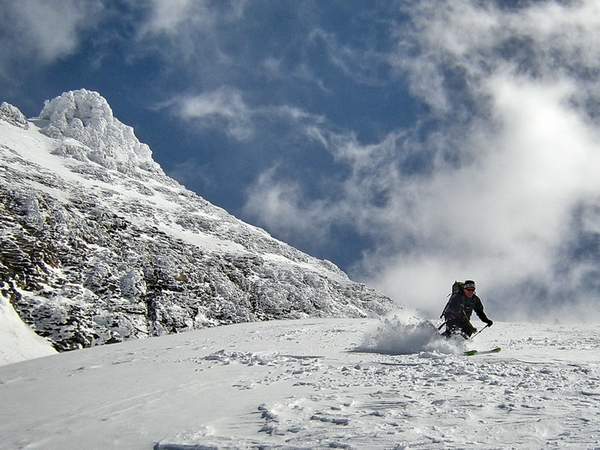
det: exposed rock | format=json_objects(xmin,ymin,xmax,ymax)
[
  {"xmin": 0, "ymin": 102, "xmax": 29, "ymax": 129},
  {"xmin": 0, "ymin": 90, "xmax": 394, "ymax": 352}
]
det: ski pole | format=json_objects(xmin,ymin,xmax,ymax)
[
  {"xmin": 437, "ymin": 321, "xmax": 447, "ymax": 330},
  {"xmin": 469, "ymin": 323, "xmax": 490, "ymax": 340}
]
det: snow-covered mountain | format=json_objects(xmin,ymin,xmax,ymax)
[{"xmin": 0, "ymin": 90, "xmax": 393, "ymax": 362}]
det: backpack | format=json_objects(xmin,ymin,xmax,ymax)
[
  {"xmin": 440, "ymin": 281, "xmax": 464, "ymax": 319},
  {"xmin": 451, "ymin": 280, "xmax": 464, "ymax": 295}
]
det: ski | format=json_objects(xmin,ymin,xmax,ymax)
[{"xmin": 464, "ymin": 347, "xmax": 501, "ymax": 356}]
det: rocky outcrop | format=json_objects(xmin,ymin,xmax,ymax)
[
  {"xmin": 0, "ymin": 90, "xmax": 394, "ymax": 352},
  {"xmin": 0, "ymin": 102, "xmax": 28, "ymax": 130},
  {"xmin": 39, "ymin": 89, "xmax": 162, "ymax": 174}
]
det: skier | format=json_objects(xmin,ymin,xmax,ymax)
[{"xmin": 441, "ymin": 280, "xmax": 493, "ymax": 338}]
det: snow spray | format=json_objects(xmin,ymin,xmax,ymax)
[{"xmin": 356, "ymin": 313, "xmax": 465, "ymax": 355}]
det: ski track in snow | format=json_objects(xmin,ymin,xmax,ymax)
[{"xmin": 1, "ymin": 318, "xmax": 599, "ymax": 449}]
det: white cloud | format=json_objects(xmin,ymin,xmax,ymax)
[
  {"xmin": 0, "ymin": 0, "xmax": 103, "ymax": 77},
  {"xmin": 179, "ymin": 89, "xmax": 247, "ymax": 119},
  {"xmin": 362, "ymin": 74, "xmax": 600, "ymax": 314},
  {"xmin": 376, "ymin": 0, "xmax": 600, "ymax": 318},
  {"xmin": 132, "ymin": 0, "xmax": 249, "ymax": 72},
  {"xmin": 391, "ymin": 0, "xmax": 600, "ymax": 114},
  {"xmin": 170, "ymin": 87, "xmax": 325, "ymax": 142},
  {"xmin": 138, "ymin": 0, "xmax": 211, "ymax": 37},
  {"xmin": 175, "ymin": 88, "xmax": 253, "ymax": 141},
  {"xmin": 244, "ymin": 1, "xmax": 600, "ymax": 320},
  {"xmin": 243, "ymin": 167, "xmax": 337, "ymax": 245},
  {"xmin": 309, "ymin": 29, "xmax": 390, "ymax": 87},
  {"xmin": 132, "ymin": 2, "xmax": 336, "ymax": 94},
  {"xmin": 137, "ymin": 0, "xmax": 248, "ymax": 37}
]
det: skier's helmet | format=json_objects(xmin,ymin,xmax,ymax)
[{"xmin": 463, "ymin": 280, "xmax": 476, "ymax": 290}]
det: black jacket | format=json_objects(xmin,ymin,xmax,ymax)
[{"xmin": 443, "ymin": 292, "xmax": 490, "ymax": 324}]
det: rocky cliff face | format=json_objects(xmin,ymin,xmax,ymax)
[{"xmin": 0, "ymin": 90, "xmax": 394, "ymax": 352}]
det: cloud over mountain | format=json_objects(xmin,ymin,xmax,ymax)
[{"xmin": 243, "ymin": 0, "xmax": 600, "ymax": 319}]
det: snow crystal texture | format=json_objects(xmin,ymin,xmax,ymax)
[{"xmin": 39, "ymin": 89, "xmax": 162, "ymax": 174}]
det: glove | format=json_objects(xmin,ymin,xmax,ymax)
[{"xmin": 486, "ymin": 319, "xmax": 493, "ymax": 327}]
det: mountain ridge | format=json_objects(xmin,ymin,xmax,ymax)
[{"xmin": 0, "ymin": 89, "xmax": 394, "ymax": 358}]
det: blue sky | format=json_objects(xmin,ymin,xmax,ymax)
[{"xmin": 2, "ymin": 0, "xmax": 600, "ymax": 319}]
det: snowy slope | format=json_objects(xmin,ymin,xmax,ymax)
[
  {"xmin": 0, "ymin": 90, "xmax": 392, "ymax": 357},
  {"xmin": 0, "ymin": 317, "xmax": 598, "ymax": 449},
  {"xmin": 0, "ymin": 292, "xmax": 55, "ymax": 365}
]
